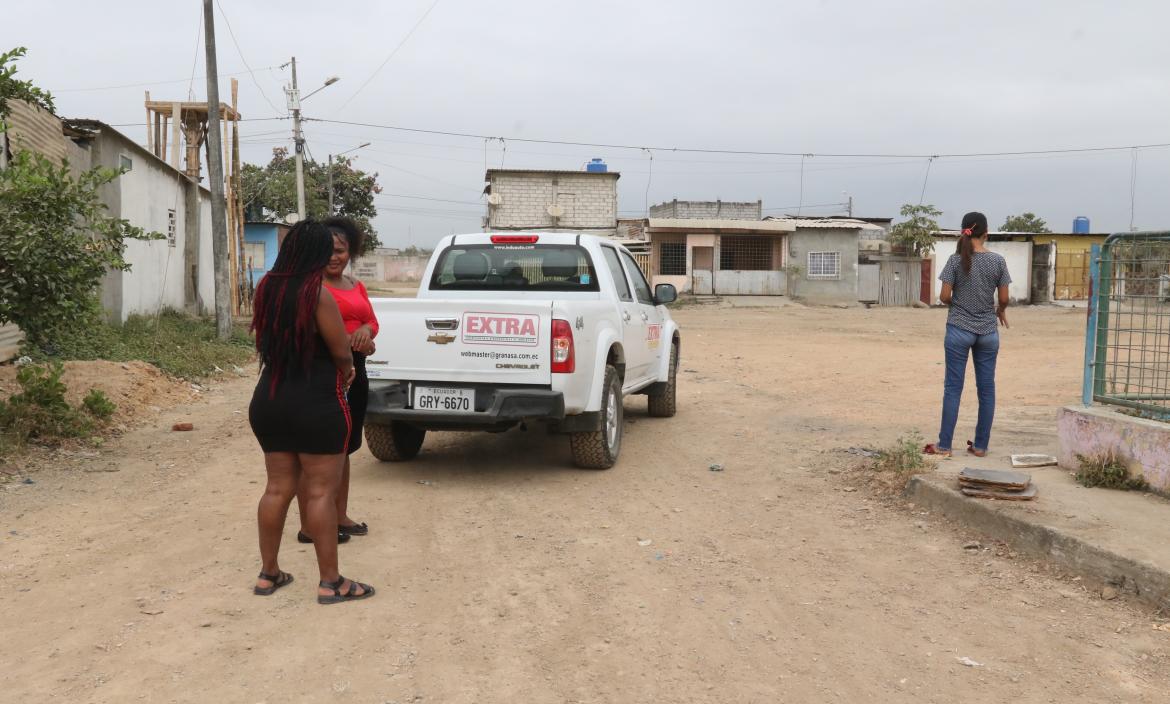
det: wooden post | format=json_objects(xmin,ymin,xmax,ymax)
[
  {"xmin": 231, "ymin": 78, "xmax": 247, "ymax": 312},
  {"xmin": 160, "ymin": 114, "xmax": 167, "ymax": 162},
  {"xmin": 170, "ymin": 102, "xmax": 182, "ymax": 171},
  {"xmin": 223, "ymin": 103, "xmax": 238, "ymax": 315},
  {"xmin": 145, "ymin": 91, "xmax": 152, "ymax": 153}
]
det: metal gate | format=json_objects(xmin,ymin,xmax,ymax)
[{"xmin": 1086, "ymin": 232, "xmax": 1170, "ymax": 419}]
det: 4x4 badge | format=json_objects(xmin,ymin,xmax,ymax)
[{"xmin": 427, "ymin": 333, "xmax": 456, "ymax": 345}]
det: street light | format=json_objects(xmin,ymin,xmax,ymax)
[
  {"xmin": 328, "ymin": 142, "xmax": 371, "ymax": 214},
  {"xmin": 283, "ymin": 57, "xmax": 340, "ymax": 220}
]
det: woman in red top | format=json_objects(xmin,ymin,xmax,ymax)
[{"xmin": 295, "ymin": 217, "xmax": 378, "ymax": 543}]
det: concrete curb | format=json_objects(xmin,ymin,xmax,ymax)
[{"xmin": 905, "ymin": 475, "xmax": 1170, "ymax": 612}]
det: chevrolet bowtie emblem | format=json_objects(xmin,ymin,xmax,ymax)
[{"xmin": 427, "ymin": 333, "xmax": 456, "ymax": 345}]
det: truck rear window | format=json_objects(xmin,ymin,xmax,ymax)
[{"xmin": 429, "ymin": 244, "xmax": 600, "ymax": 292}]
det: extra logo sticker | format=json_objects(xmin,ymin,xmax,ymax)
[
  {"xmin": 462, "ymin": 312, "xmax": 540, "ymax": 347},
  {"xmin": 647, "ymin": 324, "xmax": 662, "ymax": 349}
]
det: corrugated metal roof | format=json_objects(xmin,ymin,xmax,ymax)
[
  {"xmin": 763, "ymin": 217, "xmax": 884, "ymax": 231},
  {"xmin": 648, "ymin": 218, "xmax": 795, "ymax": 232}
]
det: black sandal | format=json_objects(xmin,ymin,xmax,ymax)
[
  {"xmin": 338, "ymin": 522, "xmax": 368, "ymax": 536},
  {"xmin": 317, "ymin": 576, "xmax": 375, "ymax": 605},
  {"xmin": 253, "ymin": 570, "xmax": 294, "ymax": 596},
  {"xmin": 297, "ymin": 530, "xmax": 351, "ymax": 544}
]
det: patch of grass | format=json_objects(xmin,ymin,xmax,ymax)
[
  {"xmin": 873, "ymin": 432, "xmax": 928, "ymax": 476},
  {"xmin": 1075, "ymin": 451, "xmax": 1149, "ymax": 491},
  {"xmin": 26, "ymin": 309, "xmax": 254, "ymax": 380},
  {"xmin": 0, "ymin": 362, "xmax": 114, "ymax": 457},
  {"xmin": 81, "ymin": 389, "xmax": 116, "ymax": 420}
]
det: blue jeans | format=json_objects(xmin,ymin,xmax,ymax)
[{"xmin": 938, "ymin": 325, "xmax": 1000, "ymax": 452}]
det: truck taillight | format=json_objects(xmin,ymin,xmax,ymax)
[
  {"xmin": 490, "ymin": 235, "xmax": 539, "ymax": 244},
  {"xmin": 551, "ymin": 319, "xmax": 575, "ymax": 374}
]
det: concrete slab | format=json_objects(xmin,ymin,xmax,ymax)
[{"xmin": 906, "ymin": 462, "xmax": 1170, "ymax": 611}]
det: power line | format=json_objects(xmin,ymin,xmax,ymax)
[
  {"xmin": 305, "ymin": 116, "xmax": 1170, "ymax": 160},
  {"xmin": 53, "ymin": 67, "xmax": 280, "ymax": 93},
  {"xmin": 376, "ymin": 192, "xmax": 482, "ymax": 205},
  {"xmin": 919, "ymin": 156, "xmax": 936, "ymax": 204},
  {"xmin": 105, "ymin": 116, "xmax": 286, "ymax": 128},
  {"xmin": 186, "ymin": 2, "xmax": 203, "ymax": 100},
  {"xmin": 335, "ymin": 0, "xmax": 444, "ymax": 112},
  {"xmin": 214, "ymin": 0, "xmax": 282, "ymax": 114}
]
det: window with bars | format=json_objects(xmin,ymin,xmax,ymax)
[
  {"xmin": 807, "ymin": 251, "xmax": 841, "ymax": 280},
  {"xmin": 719, "ymin": 235, "xmax": 773, "ymax": 271},
  {"xmin": 658, "ymin": 241, "xmax": 687, "ymax": 276}
]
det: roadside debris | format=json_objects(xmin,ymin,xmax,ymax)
[
  {"xmin": 1010, "ymin": 454, "xmax": 1058, "ymax": 469},
  {"xmin": 959, "ymin": 468, "xmax": 1037, "ymax": 501},
  {"xmin": 962, "ymin": 541, "xmax": 982, "ymax": 550},
  {"xmin": 845, "ymin": 447, "xmax": 880, "ymax": 458},
  {"xmin": 171, "ymin": 422, "xmax": 194, "ymax": 432},
  {"xmin": 637, "ymin": 538, "xmax": 652, "ymax": 547},
  {"xmin": 708, "ymin": 463, "xmax": 724, "ymax": 472},
  {"xmin": 955, "ymin": 656, "xmax": 983, "ymax": 668}
]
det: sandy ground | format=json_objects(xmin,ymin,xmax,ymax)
[{"xmin": 2, "ymin": 304, "xmax": 1169, "ymax": 703}]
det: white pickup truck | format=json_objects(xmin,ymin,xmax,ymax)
[{"xmin": 362, "ymin": 232, "xmax": 681, "ymax": 469}]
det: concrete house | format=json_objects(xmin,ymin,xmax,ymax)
[
  {"xmin": 243, "ymin": 221, "xmax": 290, "ymax": 285},
  {"xmin": 643, "ymin": 201, "xmax": 794, "ymax": 296},
  {"xmin": 483, "ymin": 165, "xmax": 620, "ymax": 235}
]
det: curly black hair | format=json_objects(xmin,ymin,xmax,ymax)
[{"xmin": 322, "ymin": 215, "xmax": 365, "ymax": 257}]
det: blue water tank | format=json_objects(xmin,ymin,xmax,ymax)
[
  {"xmin": 1073, "ymin": 216, "xmax": 1091, "ymax": 234},
  {"xmin": 586, "ymin": 158, "xmax": 607, "ymax": 173}
]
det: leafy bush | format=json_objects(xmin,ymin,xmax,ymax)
[
  {"xmin": 1075, "ymin": 452, "xmax": 1148, "ymax": 491},
  {"xmin": 0, "ymin": 362, "xmax": 118, "ymax": 456},
  {"xmin": 81, "ymin": 389, "xmax": 116, "ymax": 420},
  {"xmin": 874, "ymin": 432, "xmax": 927, "ymax": 476},
  {"xmin": 0, "ymin": 46, "xmax": 160, "ymax": 347}
]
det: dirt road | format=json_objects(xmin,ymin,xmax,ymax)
[{"xmin": 2, "ymin": 304, "xmax": 1168, "ymax": 703}]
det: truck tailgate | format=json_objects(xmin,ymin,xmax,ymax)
[{"xmin": 365, "ymin": 299, "xmax": 553, "ymax": 386}]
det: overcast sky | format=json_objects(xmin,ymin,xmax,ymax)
[{"xmin": 11, "ymin": 0, "xmax": 1170, "ymax": 247}]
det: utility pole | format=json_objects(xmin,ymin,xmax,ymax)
[
  {"xmin": 289, "ymin": 56, "xmax": 306, "ymax": 221},
  {"xmin": 327, "ymin": 154, "xmax": 333, "ymax": 214},
  {"xmin": 202, "ymin": 0, "xmax": 232, "ymax": 339}
]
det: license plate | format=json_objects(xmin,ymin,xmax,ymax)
[{"xmin": 413, "ymin": 386, "xmax": 474, "ymax": 412}]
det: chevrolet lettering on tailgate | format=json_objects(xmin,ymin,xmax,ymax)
[{"xmin": 462, "ymin": 313, "xmax": 540, "ymax": 346}]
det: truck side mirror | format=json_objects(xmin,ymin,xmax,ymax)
[{"xmin": 654, "ymin": 283, "xmax": 678, "ymax": 305}]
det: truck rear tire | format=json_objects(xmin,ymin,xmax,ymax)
[
  {"xmin": 647, "ymin": 343, "xmax": 678, "ymax": 418},
  {"xmin": 365, "ymin": 422, "xmax": 426, "ymax": 462},
  {"xmin": 570, "ymin": 365, "xmax": 622, "ymax": 469}
]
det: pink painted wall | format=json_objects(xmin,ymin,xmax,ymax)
[{"xmin": 1058, "ymin": 406, "xmax": 1170, "ymax": 492}]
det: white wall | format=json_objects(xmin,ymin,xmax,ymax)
[
  {"xmin": 928, "ymin": 240, "xmax": 1032, "ymax": 304},
  {"xmin": 116, "ymin": 152, "xmax": 191, "ymax": 320}
]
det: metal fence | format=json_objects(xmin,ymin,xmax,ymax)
[{"xmin": 1085, "ymin": 232, "xmax": 1170, "ymax": 420}]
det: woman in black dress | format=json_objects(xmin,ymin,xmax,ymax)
[{"xmin": 248, "ymin": 219, "xmax": 374, "ymax": 604}]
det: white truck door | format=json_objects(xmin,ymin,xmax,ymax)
[
  {"xmin": 598, "ymin": 245, "xmax": 650, "ymax": 384},
  {"xmin": 620, "ymin": 249, "xmax": 665, "ymax": 385}
]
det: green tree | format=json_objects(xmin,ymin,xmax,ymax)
[
  {"xmin": 0, "ymin": 47, "xmax": 54, "ymax": 124},
  {"xmin": 889, "ymin": 203, "xmax": 942, "ymax": 257},
  {"xmin": 1001, "ymin": 212, "xmax": 1051, "ymax": 233},
  {"xmin": 0, "ymin": 47, "xmax": 157, "ymax": 347},
  {"xmin": 241, "ymin": 147, "xmax": 383, "ymax": 253}
]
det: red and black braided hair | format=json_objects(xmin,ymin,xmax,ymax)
[{"xmin": 251, "ymin": 219, "xmax": 334, "ymax": 391}]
